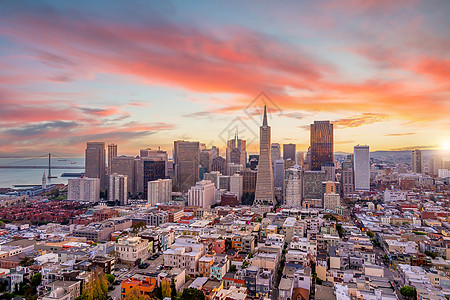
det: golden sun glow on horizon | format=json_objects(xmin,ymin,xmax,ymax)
[{"xmin": 441, "ymin": 141, "xmax": 450, "ymax": 151}]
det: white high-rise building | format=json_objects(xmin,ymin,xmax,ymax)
[
  {"xmin": 438, "ymin": 169, "xmax": 450, "ymax": 178},
  {"xmin": 229, "ymin": 174, "xmax": 243, "ymax": 200},
  {"xmin": 147, "ymin": 179, "xmax": 172, "ymax": 206},
  {"xmin": 109, "ymin": 173, "xmax": 128, "ymax": 205},
  {"xmin": 284, "ymin": 166, "xmax": 302, "ymax": 207},
  {"xmin": 68, "ymin": 177, "xmax": 100, "ymax": 202},
  {"xmin": 353, "ymin": 145, "xmax": 370, "ymax": 192},
  {"xmin": 188, "ymin": 180, "xmax": 215, "ymax": 208}
]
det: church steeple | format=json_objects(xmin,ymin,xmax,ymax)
[{"xmin": 263, "ymin": 105, "xmax": 268, "ymax": 126}]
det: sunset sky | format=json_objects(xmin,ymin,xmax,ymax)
[{"xmin": 0, "ymin": 0, "xmax": 449, "ymax": 157}]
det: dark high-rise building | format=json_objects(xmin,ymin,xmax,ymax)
[
  {"xmin": 239, "ymin": 169, "xmax": 258, "ymax": 194},
  {"xmin": 283, "ymin": 143, "xmax": 296, "ymax": 162},
  {"xmin": 143, "ymin": 159, "xmax": 165, "ymax": 195},
  {"xmin": 199, "ymin": 150, "xmax": 212, "ymax": 172},
  {"xmin": 248, "ymin": 155, "xmax": 259, "ymax": 170},
  {"xmin": 310, "ymin": 121, "xmax": 333, "ymax": 171},
  {"xmin": 140, "ymin": 148, "xmax": 169, "ymax": 177},
  {"xmin": 85, "ymin": 142, "xmax": 106, "ymax": 190},
  {"xmin": 174, "ymin": 141, "xmax": 200, "ymax": 192}
]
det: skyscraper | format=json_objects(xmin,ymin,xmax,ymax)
[
  {"xmin": 254, "ymin": 106, "xmax": 275, "ymax": 206},
  {"xmin": 110, "ymin": 155, "xmax": 137, "ymax": 194},
  {"xmin": 310, "ymin": 121, "xmax": 333, "ymax": 171},
  {"xmin": 209, "ymin": 146, "xmax": 219, "ymax": 160},
  {"xmin": 174, "ymin": 140, "xmax": 200, "ymax": 192},
  {"xmin": 273, "ymin": 159, "xmax": 285, "ymax": 189},
  {"xmin": 284, "ymin": 166, "xmax": 302, "ymax": 207},
  {"xmin": 140, "ymin": 148, "xmax": 169, "ymax": 177},
  {"xmin": 271, "ymin": 143, "xmax": 281, "ymax": 163},
  {"xmin": 354, "ymin": 145, "xmax": 370, "ymax": 192},
  {"xmin": 211, "ymin": 156, "xmax": 227, "ymax": 175},
  {"xmin": 148, "ymin": 179, "xmax": 172, "ymax": 206},
  {"xmin": 302, "ymin": 170, "xmax": 326, "ymax": 208},
  {"xmin": 341, "ymin": 155, "xmax": 354, "ymax": 196},
  {"xmin": 412, "ymin": 149, "xmax": 423, "ymax": 174},
  {"xmin": 239, "ymin": 169, "xmax": 257, "ymax": 194},
  {"xmin": 68, "ymin": 177, "xmax": 100, "ymax": 202},
  {"xmin": 229, "ymin": 173, "xmax": 243, "ymax": 200},
  {"xmin": 199, "ymin": 150, "xmax": 212, "ymax": 177},
  {"xmin": 85, "ymin": 142, "xmax": 106, "ymax": 190},
  {"xmin": 107, "ymin": 143, "xmax": 117, "ymax": 175},
  {"xmin": 226, "ymin": 133, "xmax": 247, "ymax": 167},
  {"xmin": 141, "ymin": 158, "xmax": 165, "ymax": 195},
  {"xmin": 109, "ymin": 173, "xmax": 128, "ymax": 205},
  {"xmin": 283, "ymin": 144, "xmax": 296, "ymax": 161}
]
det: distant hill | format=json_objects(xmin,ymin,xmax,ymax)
[{"xmin": 369, "ymin": 150, "xmax": 437, "ymax": 164}]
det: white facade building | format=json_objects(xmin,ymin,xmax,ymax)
[
  {"xmin": 68, "ymin": 177, "xmax": 100, "ymax": 202},
  {"xmin": 323, "ymin": 193, "xmax": 340, "ymax": 212},
  {"xmin": 147, "ymin": 179, "xmax": 172, "ymax": 206},
  {"xmin": 438, "ymin": 169, "xmax": 450, "ymax": 178},
  {"xmin": 284, "ymin": 166, "xmax": 302, "ymax": 207},
  {"xmin": 353, "ymin": 145, "xmax": 370, "ymax": 192},
  {"xmin": 188, "ymin": 180, "xmax": 215, "ymax": 208},
  {"xmin": 229, "ymin": 174, "xmax": 243, "ymax": 200},
  {"xmin": 384, "ymin": 190, "xmax": 407, "ymax": 202},
  {"xmin": 116, "ymin": 236, "xmax": 148, "ymax": 264},
  {"xmin": 108, "ymin": 173, "xmax": 128, "ymax": 205}
]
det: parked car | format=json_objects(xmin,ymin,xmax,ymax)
[{"xmin": 138, "ymin": 263, "xmax": 150, "ymax": 269}]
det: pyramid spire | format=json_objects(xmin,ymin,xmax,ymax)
[{"xmin": 263, "ymin": 105, "xmax": 268, "ymax": 126}]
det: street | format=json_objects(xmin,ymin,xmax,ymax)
[{"xmin": 109, "ymin": 255, "xmax": 164, "ymax": 300}]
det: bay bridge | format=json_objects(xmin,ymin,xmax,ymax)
[{"xmin": 0, "ymin": 153, "xmax": 84, "ymax": 178}]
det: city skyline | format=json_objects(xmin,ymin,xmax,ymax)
[{"xmin": 0, "ymin": 1, "xmax": 450, "ymax": 156}]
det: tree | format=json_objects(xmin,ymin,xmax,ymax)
[
  {"xmin": 124, "ymin": 286, "xmax": 150, "ymax": 300},
  {"xmin": 229, "ymin": 265, "xmax": 237, "ymax": 272},
  {"xmin": 162, "ymin": 280, "xmax": 171, "ymax": 298},
  {"xmin": 425, "ymin": 251, "xmax": 438, "ymax": 259},
  {"xmin": 366, "ymin": 231, "xmax": 374, "ymax": 239},
  {"xmin": 179, "ymin": 288, "xmax": 205, "ymax": 300},
  {"xmin": 77, "ymin": 268, "xmax": 109, "ymax": 300},
  {"xmin": 400, "ymin": 286, "xmax": 416, "ymax": 299},
  {"xmin": 105, "ymin": 274, "xmax": 115, "ymax": 285},
  {"xmin": 170, "ymin": 279, "xmax": 177, "ymax": 299},
  {"xmin": 132, "ymin": 221, "xmax": 147, "ymax": 234},
  {"xmin": 336, "ymin": 224, "xmax": 344, "ymax": 238},
  {"xmin": 31, "ymin": 273, "xmax": 42, "ymax": 287},
  {"xmin": 154, "ymin": 286, "xmax": 163, "ymax": 300},
  {"xmin": 20, "ymin": 257, "xmax": 35, "ymax": 267}
]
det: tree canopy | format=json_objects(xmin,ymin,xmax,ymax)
[
  {"xmin": 400, "ymin": 286, "xmax": 416, "ymax": 298},
  {"xmin": 179, "ymin": 288, "xmax": 205, "ymax": 300}
]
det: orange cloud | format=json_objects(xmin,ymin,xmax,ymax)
[{"xmin": 333, "ymin": 113, "xmax": 388, "ymax": 128}]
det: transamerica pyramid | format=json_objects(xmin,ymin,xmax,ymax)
[{"xmin": 254, "ymin": 105, "xmax": 275, "ymax": 206}]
